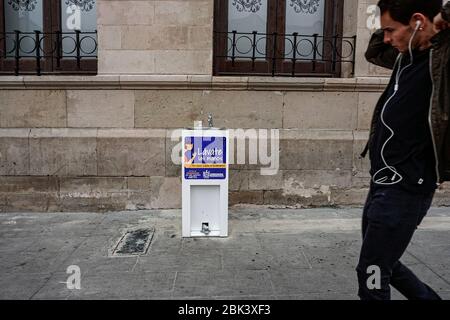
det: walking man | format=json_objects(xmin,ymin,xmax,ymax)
[{"xmin": 357, "ymin": 0, "xmax": 450, "ymax": 300}]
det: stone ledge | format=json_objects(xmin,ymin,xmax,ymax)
[
  {"xmin": 281, "ymin": 130, "xmax": 354, "ymax": 141},
  {"xmin": 97, "ymin": 129, "xmax": 166, "ymax": 138},
  {"xmin": 0, "ymin": 128, "xmax": 168, "ymax": 139},
  {"xmin": 29, "ymin": 128, "xmax": 98, "ymax": 138},
  {"xmin": 0, "ymin": 128, "xmax": 362, "ymax": 139},
  {"xmin": 0, "ymin": 75, "xmax": 390, "ymax": 91},
  {"xmin": 23, "ymin": 75, "xmax": 121, "ymax": 89},
  {"xmin": 0, "ymin": 129, "xmax": 30, "ymax": 138},
  {"xmin": 356, "ymin": 77, "xmax": 390, "ymax": 91},
  {"xmin": 0, "ymin": 128, "xmax": 360, "ymax": 140},
  {"xmin": 248, "ymin": 77, "xmax": 324, "ymax": 91},
  {"xmin": 0, "ymin": 76, "xmax": 25, "ymax": 89},
  {"xmin": 119, "ymin": 75, "xmax": 190, "ymax": 89}
]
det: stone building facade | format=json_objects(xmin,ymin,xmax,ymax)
[{"xmin": 0, "ymin": 0, "xmax": 449, "ymax": 212}]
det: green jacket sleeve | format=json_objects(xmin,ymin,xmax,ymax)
[{"xmin": 364, "ymin": 29, "xmax": 400, "ymax": 70}]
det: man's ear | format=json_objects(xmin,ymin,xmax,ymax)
[{"xmin": 410, "ymin": 13, "xmax": 427, "ymax": 29}]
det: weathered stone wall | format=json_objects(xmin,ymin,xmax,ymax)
[
  {"xmin": 96, "ymin": 0, "xmax": 360, "ymax": 77},
  {"xmin": 354, "ymin": 0, "xmax": 392, "ymax": 77},
  {"xmin": 98, "ymin": 0, "xmax": 213, "ymax": 75},
  {"xmin": 1, "ymin": 77, "xmax": 449, "ymax": 212},
  {"xmin": 2, "ymin": 1, "xmax": 450, "ymax": 212}
]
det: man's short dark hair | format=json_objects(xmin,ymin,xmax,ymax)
[{"xmin": 377, "ymin": 0, "xmax": 443, "ymax": 25}]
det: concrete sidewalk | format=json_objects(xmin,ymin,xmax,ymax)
[{"xmin": 0, "ymin": 207, "xmax": 449, "ymax": 300}]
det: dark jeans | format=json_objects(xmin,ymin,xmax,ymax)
[{"xmin": 356, "ymin": 185, "xmax": 441, "ymax": 300}]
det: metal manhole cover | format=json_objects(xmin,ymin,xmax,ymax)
[{"xmin": 112, "ymin": 228, "xmax": 155, "ymax": 256}]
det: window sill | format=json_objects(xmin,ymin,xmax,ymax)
[{"xmin": 0, "ymin": 75, "xmax": 389, "ymax": 91}]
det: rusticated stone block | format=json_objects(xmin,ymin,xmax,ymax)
[
  {"xmin": 59, "ymin": 177, "xmax": 127, "ymax": 195},
  {"xmin": 229, "ymin": 170, "xmax": 250, "ymax": 192},
  {"xmin": 154, "ymin": 1, "xmax": 212, "ymax": 26},
  {"xmin": 280, "ymin": 131, "xmax": 353, "ymax": 171},
  {"xmin": 127, "ymin": 177, "xmax": 152, "ymax": 191},
  {"xmin": 165, "ymin": 129, "xmax": 183, "ymax": 177},
  {"xmin": 58, "ymin": 193, "xmax": 128, "ymax": 212},
  {"xmin": 135, "ymin": 91, "xmax": 202, "ymax": 128},
  {"xmin": 248, "ymin": 170, "xmax": 283, "ymax": 191},
  {"xmin": 357, "ymin": 92, "xmax": 382, "ymax": 130},
  {"xmin": 284, "ymin": 92, "xmax": 358, "ymax": 130},
  {"xmin": 352, "ymin": 130, "xmax": 370, "ymax": 184},
  {"xmin": 124, "ymin": 176, "xmax": 182, "ymax": 210},
  {"xmin": 154, "ymin": 50, "xmax": 212, "ymax": 75},
  {"xmin": 121, "ymin": 25, "xmax": 189, "ymax": 50},
  {"xmin": 97, "ymin": 130, "xmax": 165, "ymax": 176},
  {"xmin": 67, "ymin": 90, "xmax": 134, "ymax": 128},
  {"xmin": 188, "ymin": 26, "xmax": 212, "ymax": 50},
  {"xmin": 99, "ymin": 50, "xmax": 155, "ymax": 74},
  {"xmin": 98, "ymin": 0, "xmax": 154, "ymax": 26},
  {"xmin": 97, "ymin": 25, "xmax": 122, "ymax": 50},
  {"xmin": 228, "ymin": 130, "xmax": 273, "ymax": 171},
  {"xmin": 0, "ymin": 90, "xmax": 66, "ymax": 128},
  {"xmin": 262, "ymin": 190, "xmax": 331, "ymax": 207},
  {"xmin": 149, "ymin": 176, "xmax": 181, "ymax": 209},
  {"xmin": 4, "ymin": 193, "xmax": 59, "ymax": 212},
  {"xmin": 0, "ymin": 176, "xmax": 58, "ymax": 193},
  {"xmin": 330, "ymin": 187, "xmax": 370, "ymax": 206},
  {"xmin": 0, "ymin": 129, "xmax": 29, "ymax": 175},
  {"xmin": 194, "ymin": 91, "xmax": 283, "ymax": 129},
  {"xmin": 283, "ymin": 170, "xmax": 353, "ymax": 189},
  {"xmin": 0, "ymin": 194, "xmax": 6, "ymax": 212},
  {"xmin": 229, "ymin": 191, "xmax": 264, "ymax": 205},
  {"xmin": 58, "ymin": 176, "xmax": 128, "ymax": 212},
  {"xmin": 29, "ymin": 129, "xmax": 97, "ymax": 176}
]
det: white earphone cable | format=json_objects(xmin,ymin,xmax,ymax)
[{"xmin": 372, "ymin": 21, "xmax": 421, "ymax": 185}]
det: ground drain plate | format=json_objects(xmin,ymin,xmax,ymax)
[{"xmin": 112, "ymin": 228, "xmax": 154, "ymax": 256}]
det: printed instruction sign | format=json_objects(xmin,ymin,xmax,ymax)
[{"xmin": 184, "ymin": 136, "xmax": 227, "ymax": 180}]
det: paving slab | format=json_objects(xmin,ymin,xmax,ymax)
[
  {"xmin": 172, "ymin": 270, "xmax": 274, "ymax": 299},
  {"xmin": 0, "ymin": 207, "xmax": 449, "ymax": 300}
]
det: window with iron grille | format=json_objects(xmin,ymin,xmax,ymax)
[
  {"xmin": 214, "ymin": 0, "xmax": 355, "ymax": 77},
  {"xmin": 0, "ymin": 0, "xmax": 97, "ymax": 75}
]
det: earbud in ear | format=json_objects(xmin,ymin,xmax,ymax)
[{"xmin": 416, "ymin": 20, "xmax": 421, "ymax": 27}]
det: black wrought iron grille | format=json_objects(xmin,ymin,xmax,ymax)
[
  {"xmin": 214, "ymin": 31, "xmax": 357, "ymax": 77},
  {"xmin": 0, "ymin": 30, "xmax": 97, "ymax": 75}
]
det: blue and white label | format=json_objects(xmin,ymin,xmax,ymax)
[{"xmin": 184, "ymin": 136, "xmax": 227, "ymax": 180}]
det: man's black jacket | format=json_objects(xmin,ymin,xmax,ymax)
[{"xmin": 362, "ymin": 2, "xmax": 450, "ymax": 184}]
